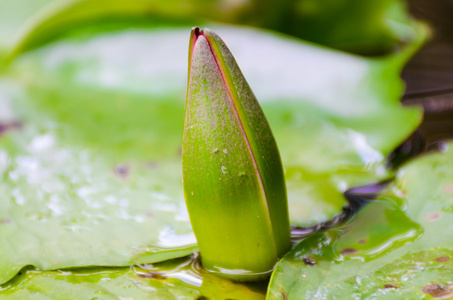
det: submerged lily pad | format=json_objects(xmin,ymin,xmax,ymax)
[
  {"xmin": 0, "ymin": 17, "xmax": 426, "ymax": 284},
  {"xmin": 0, "ymin": 255, "xmax": 266, "ymax": 299},
  {"xmin": 268, "ymin": 144, "xmax": 453, "ymax": 299}
]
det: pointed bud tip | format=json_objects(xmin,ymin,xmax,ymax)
[
  {"xmin": 189, "ymin": 27, "xmax": 217, "ymax": 50},
  {"xmin": 190, "ymin": 27, "xmax": 199, "ymax": 42},
  {"xmin": 188, "ymin": 27, "xmax": 219, "ymax": 73},
  {"xmin": 192, "ymin": 26, "xmax": 200, "ymax": 36}
]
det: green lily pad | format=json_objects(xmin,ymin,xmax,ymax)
[
  {"xmin": 0, "ymin": 16, "xmax": 426, "ymax": 284},
  {"xmin": 268, "ymin": 144, "xmax": 453, "ymax": 299},
  {"xmin": 0, "ymin": 255, "xmax": 266, "ymax": 299},
  {"xmin": 0, "ymin": 79, "xmax": 198, "ymax": 285}
]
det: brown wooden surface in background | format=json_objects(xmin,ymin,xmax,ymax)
[{"xmin": 402, "ymin": 0, "xmax": 453, "ymax": 142}]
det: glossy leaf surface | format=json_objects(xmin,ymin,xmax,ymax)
[{"xmin": 268, "ymin": 144, "xmax": 453, "ymax": 299}]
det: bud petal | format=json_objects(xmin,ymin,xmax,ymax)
[{"xmin": 182, "ymin": 27, "xmax": 291, "ymax": 281}]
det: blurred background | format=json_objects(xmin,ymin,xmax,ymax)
[
  {"xmin": 402, "ymin": 0, "xmax": 453, "ymax": 147},
  {"xmin": 1, "ymin": 0, "xmax": 451, "ymax": 142}
]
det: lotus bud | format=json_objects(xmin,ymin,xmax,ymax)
[{"xmin": 182, "ymin": 27, "xmax": 291, "ymax": 281}]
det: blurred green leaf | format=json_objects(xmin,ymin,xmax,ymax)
[
  {"xmin": 5, "ymin": 0, "xmax": 238, "ymax": 60},
  {"xmin": 268, "ymin": 144, "xmax": 453, "ymax": 299},
  {"xmin": 5, "ymin": 0, "xmax": 421, "ymax": 59},
  {"xmin": 259, "ymin": 0, "xmax": 417, "ymax": 55},
  {"xmin": 0, "ymin": 0, "xmax": 59, "ymax": 57}
]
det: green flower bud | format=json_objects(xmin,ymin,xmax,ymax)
[{"xmin": 182, "ymin": 27, "xmax": 291, "ymax": 281}]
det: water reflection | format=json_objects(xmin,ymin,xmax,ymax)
[{"xmin": 134, "ymin": 253, "xmax": 268, "ymax": 298}]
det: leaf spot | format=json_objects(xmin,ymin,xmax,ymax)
[
  {"xmin": 422, "ymin": 284, "xmax": 453, "ymax": 298},
  {"xmin": 302, "ymin": 257, "xmax": 317, "ymax": 266},
  {"xmin": 435, "ymin": 256, "xmax": 450, "ymax": 262},
  {"xmin": 426, "ymin": 212, "xmax": 442, "ymax": 221},
  {"xmin": 137, "ymin": 272, "xmax": 167, "ymax": 280},
  {"xmin": 114, "ymin": 164, "xmax": 129, "ymax": 179},
  {"xmin": 443, "ymin": 185, "xmax": 453, "ymax": 193},
  {"xmin": 147, "ymin": 161, "xmax": 159, "ymax": 169},
  {"xmin": 340, "ymin": 248, "xmax": 358, "ymax": 255},
  {"xmin": 0, "ymin": 121, "xmax": 22, "ymax": 137},
  {"xmin": 384, "ymin": 283, "xmax": 399, "ymax": 289}
]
